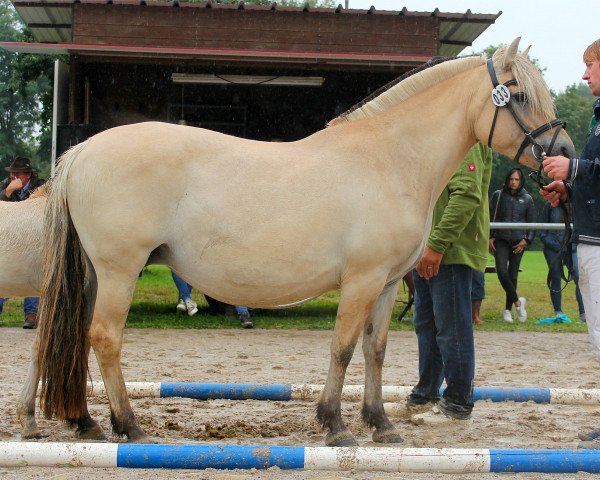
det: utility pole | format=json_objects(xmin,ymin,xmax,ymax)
[{"xmin": 345, "ymin": 0, "xmax": 349, "ymax": 9}]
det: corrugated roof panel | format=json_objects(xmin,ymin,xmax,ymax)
[{"xmin": 9, "ymin": 1, "xmax": 501, "ymax": 58}]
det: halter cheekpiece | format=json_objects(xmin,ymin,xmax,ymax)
[{"xmin": 486, "ymin": 58, "xmax": 564, "ymax": 164}]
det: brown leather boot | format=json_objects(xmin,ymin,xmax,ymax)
[
  {"xmin": 472, "ymin": 300, "xmax": 484, "ymax": 325},
  {"xmin": 23, "ymin": 313, "xmax": 37, "ymax": 329}
]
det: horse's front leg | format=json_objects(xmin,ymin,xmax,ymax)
[
  {"xmin": 316, "ymin": 273, "xmax": 387, "ymax": 447},
  {"xmin": 361, "ymin": 278, "xmax": 403, "ymax": 444}
]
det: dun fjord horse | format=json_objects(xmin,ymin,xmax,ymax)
[{"xmin": 21, "ymin": 39, "xmax": 574, "ymax": 446}]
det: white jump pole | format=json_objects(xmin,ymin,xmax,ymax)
[{"xmin": 1, "ymin": 442, "xmax": 600, "ymax": 473}]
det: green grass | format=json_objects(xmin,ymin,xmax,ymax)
[{"xmin": 0, "ymin": 253, "xmax": 588, "ymax": 333}]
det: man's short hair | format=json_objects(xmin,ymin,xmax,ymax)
[{"xmin": 583, "ymin": 39, "xmax": 600, "ymax": 63}]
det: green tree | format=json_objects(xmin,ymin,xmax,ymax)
[
  {"xmin": 554, "ymin": 83, "xmax": 596, "ymax": 155},
  {"xmin": 0, "ymin": 0, "xmax": 54, "ymax": 175}
]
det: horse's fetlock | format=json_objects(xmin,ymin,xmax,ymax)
[{"xmin": 361, "ymin": 402, "xmax": 389, "ymax": 429}]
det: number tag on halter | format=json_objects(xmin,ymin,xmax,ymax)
[{"xmin": 491, "ymin": 85, "xmax": 511, "ymax": 107}]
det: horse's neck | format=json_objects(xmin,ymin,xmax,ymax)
[{"xmin": 368, "ymin": 71, "xmax": 480, "ymax": 203}]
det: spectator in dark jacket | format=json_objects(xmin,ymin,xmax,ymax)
[
  {"xmin": 489, "ymin": 168, "xmax": 536, "ymax": 323},
  {"xmin": 539, "ymin": 201, "xmax": 585, "ymax": 322}
]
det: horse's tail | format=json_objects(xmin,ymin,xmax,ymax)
[{"xmin": 37, "ymin": 141, "xmax": 95, "ymax": 421}]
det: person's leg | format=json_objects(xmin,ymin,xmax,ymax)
[
  {"xmin": 431, "ymin": 264, "xmax": 474, "ymax": 419},
  {"xmin": 573, "ymin": 246, "xmax": 586, "ymax": 321},
  {"xmin": 235, "ymin": 305, "xmax": 253, "ymax": 328},
  {"xmin": 543, "ymin": 247, "xmax": 563, "ymax": 314},
  {"xmin": 23, "ymin": 297, "xmax": 39, "ymax": 329},
  {"xmin": 494, "ymin": 240, "xmax": 518, "ymax": 311},
  {"xmin": 408, "ymin": 269, "xmax": 444, "ymax": 404},
  {"xmin": 471, "ymin": 271, "xmax": 485, "ymax": 324},
  {"xmin": 0, "ymin": 298, "xmax": 4, "ymax": 315},
  {"xmin": 171, "ymin": 271, "xmax": 192, "ymax": 300},
  {"xmin": 575, "ymin": 245, "xmax": 600, "ymax": 443},
  {"xmin": 171, "ymin": 271, "xmax": 197, "ymax": 316}
]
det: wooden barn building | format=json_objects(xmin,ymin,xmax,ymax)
[{"xmin": 1, "ymin": 1, "xmax": 500, "ymax": 161}]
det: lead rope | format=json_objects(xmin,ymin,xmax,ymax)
[{"xmin": 528, "ymin": 122, "xmax": 574, "ymax": 291}]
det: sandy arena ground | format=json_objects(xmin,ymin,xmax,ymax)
[{"xmin": 0, "ymin": 327, "xmax": 599, "ymax": 479}]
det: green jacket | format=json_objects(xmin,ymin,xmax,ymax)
[{"xmin": 427, "ymin": 143, "xmax": 493, "ymax": 272}]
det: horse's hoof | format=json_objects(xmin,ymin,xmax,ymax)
[
  {"xmin": 372, "ymin": 427, "xmax": 403, "ymax": 444},
  {"xmin": 21, "ymin": 429, "xmax": 47, "ymax": 440},
  {"xmin": 76, "ymin": 425, "xmax": 107, "ymax": 441},
  {"xmin": 325, "ymin": 430, "xmax": 358, "ymax": 447},
  {"xmin": 127, "ymin": 434, "xmax": 155, "ymax": 444}
]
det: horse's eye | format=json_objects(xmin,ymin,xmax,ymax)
[{"xmin": 512, "ymin": 92, "xmax": 528, "ymax": 104}]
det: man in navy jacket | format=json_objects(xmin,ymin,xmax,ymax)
[{"xmin": 541, "ymin": 37, "xmax": 600, "ymax": 447}]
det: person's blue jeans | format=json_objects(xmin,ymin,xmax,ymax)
[
  {"xmin": 0, "ymin": 297, "xmax": 38, "ymax": 315},
  {"xmin": 471, "ymin": 270, "xmax": 485, "ymax": 301},
  {"xmin": 411, "ymin": 264, "xmax": 474, "ymax": 415},
  {"xmin": 171, "ymin": 271, "xmax": 193, "ymax": 300},
  {"xmin": 235, "ymin": 305, "xmax": 249, "ymax": 315},
  {"xmin": 24, "ymin": 297, "xmax": 39, "ymax": 315},
  {"xmin": 544, "ymin": 246, "xmax": 585, "ymax": 315}
]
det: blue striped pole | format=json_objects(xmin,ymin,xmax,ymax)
[
  {"xmin": 87, "ymin": 382, "xmax": 600, "ymax": 405},
  {"xmin": 2, "ymin": 443, "xmax": 600, "ymax": 473}
]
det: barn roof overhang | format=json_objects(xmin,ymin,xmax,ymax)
[
  {"xmin": 7, "ymin": 1, "xmax": 502, "ymax": 59},
  {"xmin": 0, "ymin": 41, "xmax": 434, "ymax": 71}
]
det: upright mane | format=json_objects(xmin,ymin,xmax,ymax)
[
  {"xmin": 328, "ymin": 55, "xmax": 485, "ymax": 126},
  {"xmin": 329, "ymin": 45, "xmax": 555, "ymax": 126},
  {"xmin": 492, "ymin": 46, "xmax": 555, "ymax": 121}
]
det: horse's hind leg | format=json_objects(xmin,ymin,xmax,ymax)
[
  {"xmin": 17, "ymin": 341, "xmax": 43, "ymax": 439},
  {"xmin": 89, "ymin": 269, "xmax": 148, "ymax": 442},
  {"xmin": 316, "ymin": 273, "xmax": 388, "ymax": 447},
  {"xmin": 361, "ymin": 279, "xmax": 403, "ymax": 444},
  {"xmin": 18, "ymin": 314, "xmax": 105, "ymax": 441}
]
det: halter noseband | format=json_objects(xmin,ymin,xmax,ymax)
[{"xmin": 486, "ymin": 58, "xmax": 565, "ymax": 164}]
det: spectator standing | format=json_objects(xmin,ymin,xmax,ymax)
[
  {"xmin": 489, "ymin": 168, "xmax": 535, "ymax": 323},
  {"xmin": 0, "ymin": 157, "xmax": 45, "ymax": 329},
  {"xmin": 405, "ymin": 144, "xmax": 492, "ymax": 425},
  {"xmin": 539, "ymin": 201, "xmax": 585, "ymax": 322},
  {"xmin": 541, "ymin": 39, "xmax": 600, "ymax": 447}
]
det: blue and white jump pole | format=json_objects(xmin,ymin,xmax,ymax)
[
  {"xmin": 87, "ymin": 382, "xmax": 600, "ymax": 405},
  {"xmin": 1, "ymin": 443, "xmax": 600, "ymax": 473}
]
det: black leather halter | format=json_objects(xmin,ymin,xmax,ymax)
[
  {"xmin": 487, "ymin": 59, "xmax": 574, "ymax": 286},
  {"xmin": 486, "ymin": 58, "xmax": 564, "ymax": 164}
]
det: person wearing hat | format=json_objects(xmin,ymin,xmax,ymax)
[
  {"xmin": 0, "ymin": 156, "xmax": 46, "ymax": 329},
  {"xmin": 0, "ymin": 156, "xmax": 45, "ymax": 202}
]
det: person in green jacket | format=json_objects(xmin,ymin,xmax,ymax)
[{"xmin": 405, "ymin": 143, "xmax": 492, "ymax": 424}]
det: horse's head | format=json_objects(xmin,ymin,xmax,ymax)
[{"xmin": 473, "ymin": 37, "xmax": 575, "ymax": 170}]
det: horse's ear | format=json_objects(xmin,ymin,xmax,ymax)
[
  {"xmin": 522, "ymin": 45, "xmax": 531, "ymax": 59},
  {"xmin": 504, "ymin": 37, "xmax": 521, "ymax": 67}
]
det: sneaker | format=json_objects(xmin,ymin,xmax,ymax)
[
  {"xmin": 176, "ymin": 299, "xmax": 186, "ymax": 312},
  {"xmin": 578, "ymin": 439, "xmax": 600, "ymax": 450},
  {"xmin": 239, "ymin": 312, "xmax": 254, "ymax": 329},
  {"xmin": 516, "ymin": 297, "xmax": 527, "ymax": 322},
  {"xmin": 410, "ymin": 405, "xmax": 472, "ymax": 426},
  {"xmin": 579, "ymin": 427, "xmax": 600, "ymax": 442},
  {"xmin": 184, "ymin": 299, "xmax": 198, "ymax": 316},
  {"xmin": 22, "ymin": 313, "xmax": 37, "ymax": 329},
  {"xmin": 502, "ymin": 310, "xmax": 513, "ymax": 323}
]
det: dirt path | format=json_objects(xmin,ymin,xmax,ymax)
[{"xmin": 0, "ymin": 328, "xmax": 598, "ymax": 479}]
